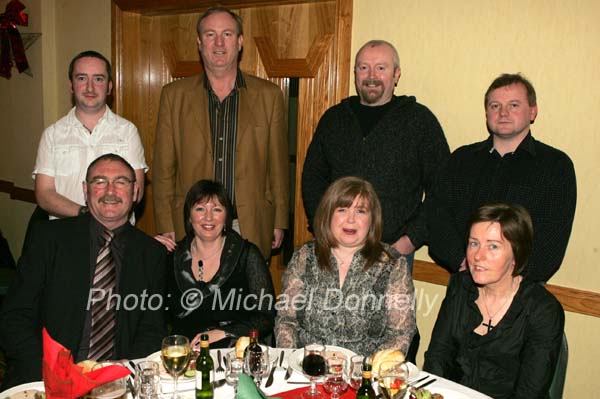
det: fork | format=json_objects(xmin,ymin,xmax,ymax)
[{"xmin": 216, "ymin": 349, "xmax": 225, "ymax": 378}]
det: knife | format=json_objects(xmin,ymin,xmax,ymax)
[
  {"xmin": 265, "ymin": 355, "xmax": 278, "ymax": 387},
  {"xmin": 212, "ymin": 378, "xmax": 226, "ymax": 388},
  {"xmin": 284, "ymin": 365, "xmax": 293, "ymax": 380}
]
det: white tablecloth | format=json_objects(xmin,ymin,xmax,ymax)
[
  {"xmin": 169, "ymin": 348, "xmax": 492, "ymax": 399},
  {"xmin": 0, "ymin": 348, "xmax": 491, "ymax": 399}
]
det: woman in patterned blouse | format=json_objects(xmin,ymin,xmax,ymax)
[{"xmin": 275, "ymin": 176, "xmax": 416, "ymax": 356}]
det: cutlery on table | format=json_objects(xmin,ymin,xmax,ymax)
[
  {"xmin": 122, "ymin": 360, "xmax": 136, "ymax": 394},
  {"xmin": 212, "ymin": 378, "xmax": 227, "ymax": 388},
  {"xmin": 414, "ymin": 378, "xmax": 437, "ymax": 390},
  {"xmin": 286, "ymin": 381, "xmax": 310, "ymax": 385},
  {"xmin": 409, "ymin": 375, "xmax": 429, "ymax": 386},
  {"xmin": 216, "ymin": 349, "xmax": 225, "ymax": 378},
  {"xmin": 279, "ymin": 350, "xmax": 285, "ymax": 368},
  {"xmin": 265, "ymin": 354, "xmax": 278, "ymax": 387},
  {"xmin": 284, "ymin": 365, "xmax": 293, "ymax": 380}
]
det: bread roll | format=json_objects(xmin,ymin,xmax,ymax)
[
  {"xmin": 235, "ymin": 336, "xmax": 250, "ymax": 358},
  {"xmin": 372, "ymin": 349, "xmax": 405, "ymax": 377},
  {"xmin": 77, "ymin": 359, "xmax": 99, "ymax": 373}
]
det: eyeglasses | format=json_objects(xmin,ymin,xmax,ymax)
[{"xmin": 87, "ymin": 176, "xmax": 135, "ymax": 189}]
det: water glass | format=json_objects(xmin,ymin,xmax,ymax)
[
  {"xmin": 244, "ymin": 344, "xmax": 270, "ymax": 385},
  {"xmin": 349, "ymin": 355, "xmax": 364, "ymax": 390},
  {"xmin": 91, "ymin": 362, "xmax": 127, "ymax": 399},
  {"xmin": 225, "ymin": 351, "xmax": 244, "ymax": 390},
  {"xmin": 323, "ymin": 357, "xmax": 348, "ymax": 399},
  {"xmin": 134, "ymin": 360, "xmax": 161, "ymax": 399}
]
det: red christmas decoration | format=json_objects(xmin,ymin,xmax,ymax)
[{"xmin": 0, "ymin": 0, "xmax": 29, "ymax": 79}]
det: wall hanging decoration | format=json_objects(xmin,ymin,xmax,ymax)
[{"xmin": 0, "ymin": 0, "xmax": 36, "ymax": 79}]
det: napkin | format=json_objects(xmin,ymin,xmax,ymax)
[
  {"xmin": 41, "ymin": 327, "xmax": 131, "ymax": 399},
  {"xmin": 236, "ymin": 373, "xmax": 282, "ymax": 399},
  {"xmin": 270, "ymin": 384, "xmax": 355, "ymax": 399}
]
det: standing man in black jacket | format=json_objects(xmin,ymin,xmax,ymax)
[
  {"xmin": 302, "ymin": 39, "xmax": 450, "ymax": 271},
  {"xmin": 426, "ymin": 73, "xmax": 576, "ymax": 282},
  {"xmin": 0, "ymin": 154, "xmax": 167, "ymax": 389}
]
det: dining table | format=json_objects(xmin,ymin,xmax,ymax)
[{"xmin": 0, "ymin": 347, "xmax": 492, "ymax": 399}]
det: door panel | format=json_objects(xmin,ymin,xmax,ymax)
[{"xmin": 112, "ymin": 0, "xmax": 352, "ymax": 293}]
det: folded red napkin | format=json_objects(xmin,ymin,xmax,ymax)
[
  {"xmin": 272, "ymin": 384, "xmax": 356, "ymax": 399},
  {"xmin": 42, "ymin": 327, "xmax": 131, "ymax": 399}
]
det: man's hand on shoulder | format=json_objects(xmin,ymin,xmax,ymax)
[
  {"xmin": 392, "ymin": 235, "xmax": 416, "ymax": 255},
  {"xmin": 154, "ymin": 232, "xmax": 177, "ymax": 252}
]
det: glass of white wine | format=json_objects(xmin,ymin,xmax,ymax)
[
  {"xmin": 161, "ymin": 335, "xmax": 191, "ymax": 399},
  {"xmin": 377, "ymin": 360, "xmax": 409, "ymax": 399}
]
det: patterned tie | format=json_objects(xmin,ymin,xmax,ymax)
[{"xmin": 89, "ymin": 229, "xmax": 116, "ymax": 361}]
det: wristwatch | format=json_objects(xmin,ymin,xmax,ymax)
[{"xmin": 78, "ymin": 205, "xmax": 89, "ymax": 216}]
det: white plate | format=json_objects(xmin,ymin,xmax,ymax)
[
  {"xmin": 288, "ymin": 345, "xmax": 357, "ymax": 376},
  {"xmin": 0, "ymin": 382, "xmax": 45, "ymax": 399}
]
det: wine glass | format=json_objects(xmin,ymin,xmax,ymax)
[
  {"xmin": 377, "ymin": 360, "xmax": 409, "ymax": 399},
  {"xmin": 226, "ymin": 351, "xmax": 244, "ymax": 392},
  {"xmin": 244, "ymin": 344, "xmax": 270, "ymax": 385},
  {"xmin": 323, "ymin": 357, "xmax": 348, "ymax": 399},
  {"xmin": 161, "ymin": 335, "xmax": 192, "ymax": 399},
  {"xmin": 301, "ymin": 343, "xmax": 326, "ymax": 399},
  {"xmin": 349, "ymin": 355, "xmax": 364, "ymax": 390}
]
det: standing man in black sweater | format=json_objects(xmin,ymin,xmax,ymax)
[
  {"xmin": 426, "ymin": 73, "xmax": 576, "ymax": 283},
  {"xmin": 302, "ymin": 40, "xmax": 449, "ymax": 363}
]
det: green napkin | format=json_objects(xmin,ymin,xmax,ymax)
[{"xmin": 236, "ymin": 373, "xmax": 282, "ymax": 399}]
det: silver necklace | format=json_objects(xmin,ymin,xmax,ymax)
[
  {"xmin": 331, "ymin": 249, "xmax": 356, "ymax": 267},
  {"xmin": 480, "ymin": 280, "xmax": 518, "ymax": 333},
  {"xmin": 191, "ymin": 238, "xmax": 225, "ymax": 281}
]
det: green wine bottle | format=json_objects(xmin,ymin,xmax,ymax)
[
  {"xmin": 356, "ymin": 358, "xmax": 376, "ymax": 399},
  {"xmin": 195, "ymin": 334, "xmax": 214, "ymax": 399}
]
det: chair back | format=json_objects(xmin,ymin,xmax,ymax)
[{"xmin": 548, "ymin": 332, "xmax": 568, "ymax": 399}]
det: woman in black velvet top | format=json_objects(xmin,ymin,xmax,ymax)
[
  {"xmin": 157, "ymin": 180, "xmax": 275, "ymax": 348},
  {"xmin": 424, "ymin": 203, "xmax": 564, "ymax": 399}
]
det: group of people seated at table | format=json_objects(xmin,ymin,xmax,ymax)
[
  {"xmin": 0, "ymin": 156, "xmax": 564, "ymax": 398},
  {"xmin": 162, "ymin": 175, "xmax": 562, "ymax": 398}
]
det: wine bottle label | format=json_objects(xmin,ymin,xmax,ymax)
[
  {"xmin": 362, "ymin": 370, "xmax": 372, "ymax": 379},
  {"xmin": 195, "ymin": 370, "xmax": 215, "ymax": 390},
  {"xmin": 196, "ymin": 371, "xmax": 203, "ymax": 390}
]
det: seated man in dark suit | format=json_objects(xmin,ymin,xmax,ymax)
[{"xmin": 0, "ymin": 153, "xmax": 167, "ymax": 389}]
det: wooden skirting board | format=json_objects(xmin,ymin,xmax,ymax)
[{"xmin": 1, "ymin": 179, "xmax": 598, "ymax": 317}]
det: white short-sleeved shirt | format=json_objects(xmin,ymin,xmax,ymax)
[{"xmin": 33, "ymin": 106, "xmax": 148, "ymax": 218}]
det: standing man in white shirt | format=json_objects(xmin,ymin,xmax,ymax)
[{"xmin": 33, "ymin": 50, "xmax": 147, "ymax": 220}]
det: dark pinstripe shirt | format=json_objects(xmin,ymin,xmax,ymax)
[{"xmin": 205, "ymin": 71, "xmax": 246, "ymax": 214}]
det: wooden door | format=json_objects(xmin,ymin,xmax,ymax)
[{"xmin": 112, "ymin": 0, "xmax": 352, "ymax": 293}]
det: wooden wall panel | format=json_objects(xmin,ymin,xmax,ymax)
[{"xmin": 112, "ymin": 0, "xmax": 352, "ymax": 293}]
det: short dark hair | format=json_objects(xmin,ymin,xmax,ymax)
[
  {"xmin": 196, "ymin": 6, "xmax": 243, "ymax": 36},
  {"xmin": 484, "ymin": 73, "xmax": 536, "ymax": 107},
  {"xmin": 467, "ymin": 202, "xmax": 533, "ymax": 276},
  {"xmin": 85, "ymin": 153, "xmax": 135, "ymax": 182},
  {"xmin": 183, "ymin": 180, "xmax": 234, "ymax": 237},
  {"xmin": 68, "ymin": 50, "xmax": 112, "ymax": 83},
  {"xmin": 313, "ymin": 176, "xmax": 388, "ymax": 271}
]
